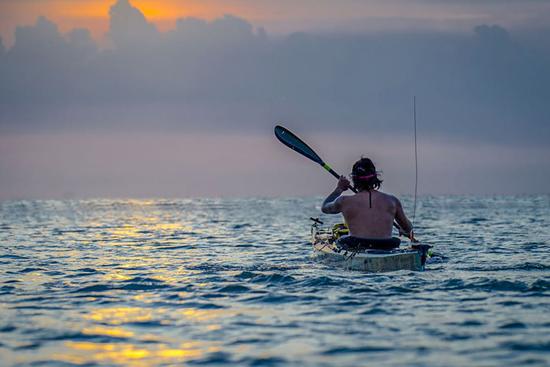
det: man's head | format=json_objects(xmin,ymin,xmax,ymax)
[{"xmin": 351, "ymin": 157, "xmax": 382, "ymax": 191}]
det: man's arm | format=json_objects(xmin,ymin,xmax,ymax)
[
  {"xmin": 394, "ymin": 197, "xmax": 413, "ymax": 237},
  {"xmin": 322, "ymin": 190, "xmax": 345, "ymax": 214},
  {"xmin": 321, "ymin": 176, "xmax": 350, "ymax": 214}
]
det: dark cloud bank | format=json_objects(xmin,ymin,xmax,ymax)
[{"xmin": 1, "ymin": 0, "xmax": 549, "ymax": 146}]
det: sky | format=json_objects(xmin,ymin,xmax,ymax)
[
  {"xmin": 2, "ymin": 0, "xmax": 550, "ymax": 47},
  {"xmin": 0, "ymin": 0, "xmax": 549, "ymax": 199}
]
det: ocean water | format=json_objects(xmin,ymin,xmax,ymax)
[{"xmin": 0, "ymin": 196, "xmax": 549, "ymax": 367}]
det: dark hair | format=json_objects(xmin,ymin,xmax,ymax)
[{"xmin": 351, "ymin": 157, "xmax": 382, "ymax": 191}]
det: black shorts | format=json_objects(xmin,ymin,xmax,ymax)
[{"xmin": 337, "ymin": 236, "xmax": 401, "ymax": 251}]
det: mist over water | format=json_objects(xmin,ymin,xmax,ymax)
[{"xmin": 1, "ymin": 196, "xmax": 548, "ymax": 366}]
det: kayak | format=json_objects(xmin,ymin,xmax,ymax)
[{"xmin": 311, "ymin": 220, "xmax": 431, "ymax": 272}]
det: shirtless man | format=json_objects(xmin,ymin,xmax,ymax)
[{"xmin": 321, "ymin": 157, "xmax": 414, "ymax": 240}]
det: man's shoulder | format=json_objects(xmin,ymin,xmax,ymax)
[
  {"xmin": 376, "ymin": 190, "xmax": 398, "ymax": 201},
  {"xmin": 376, "ymin": 191, "xmax": 401, "ymax": 207}
]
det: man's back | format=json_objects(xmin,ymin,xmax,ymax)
[
  {"xmin": 340, "ymin": 191, "xmax": 397, "ymax": 238},
  {"xmin": 321, "ymin": 157, "xmax": 413, "ymax": 239}
]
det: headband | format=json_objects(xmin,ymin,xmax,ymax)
[{"xmin": 352, "ymin": 173, "xmax": 377, "ymax": 180}]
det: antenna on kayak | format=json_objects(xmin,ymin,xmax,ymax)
[{"xmin": 412, "ymin": 96, "xmax": 418, "ymax": 227}]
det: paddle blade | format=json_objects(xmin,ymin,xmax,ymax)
[{"xmin": 274, "ymin": 125, "xmax": 324, "ymax": 165}]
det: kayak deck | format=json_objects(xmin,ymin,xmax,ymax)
[{"xmin": 311, "ymin": 223, "xmax": 430, "ymax": 272}]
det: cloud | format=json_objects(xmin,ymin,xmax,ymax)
[
  {"xmin": 10, "ymin": 16, "xmax": 66, "ymax": 60},
  {"xmin": 109, "ymin": 0, "xmax": 158, "ymax": 48},
  {"xmin": 0, "ymin": 0, "xmax": 549, "ymax": 147},
  {"xmin": 67, "ymin": 28, "xmax": 97, "ymax": 57}
]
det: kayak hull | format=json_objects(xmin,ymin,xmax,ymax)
[
  {"xmin": 313, "ymin": 241, "xmax": 423, "ymax": 272},
  {"xmin": 311, "ymin": 225, "xmax": 428, "ymax": 272}
]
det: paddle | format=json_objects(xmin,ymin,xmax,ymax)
[
  {"xmin": 274, "ymin": 125, "xmax": 407, "ymax": 236},
  {"xmin": 274, "ymin": 125, "xmax": 357, "ymax": 193}
]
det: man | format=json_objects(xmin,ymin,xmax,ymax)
[{"xmin": 321, "ymin": 157, "xmax": 414, "ymax": 243}]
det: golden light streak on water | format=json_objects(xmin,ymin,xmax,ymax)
[
  {"xmin": 123, "ymin": 199, "xmax": 157, "ymax": 206},
  {"xmin": 110, "ymin": 225, "xmax": 142, "ymax": 240},
  {"xmin": 82, "ymin": 326, "xmax": 135, "ymax": 338},
  {"xmin": 180, "ymin": 308, "xmax": 236, "ymax": 323},
  {"xmin": 55, "ymin": 340, "xmax": 219, "ymax": 366},
  {"xmin": 131, "ymin": 293, "xmax": 153, "ymax": 302},
  {"xmin": 106, "ymin": 214, "xmax": 194, "ymax": 241},
  {"xmin": 84, "ymin": 307, "xmax": 160, "ymax": 325},
  {"xmin": 154, "ymin": 222, "xmax": 190, "ymax": 231},
  {"xmin": 102, "ymin": 271, "xmax": 134, "ymax": 282},
  {"xmin": 59, "ymin": 342, "xmax": 150, "ymax": 364}
]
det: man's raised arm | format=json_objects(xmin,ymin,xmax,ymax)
[{"xmin": 321, "ymin": 176, "xmax": 350, "ymax": 214}]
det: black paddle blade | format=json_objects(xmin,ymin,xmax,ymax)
[{"xmin": 274, "ymin": 125, "xmax": 324, "ymax": 165}]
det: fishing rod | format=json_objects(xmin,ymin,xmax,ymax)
[
  {"xmin": 409, "ymin": 102, "xmax": 440, "ymax": 256},
  {"xmin": 413, "ymin": 96, "xmax": 418, "ymax": 227}
]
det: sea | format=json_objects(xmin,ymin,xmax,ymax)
[{"xmin": 0, "ymin": 196, "xmax": 549, "ymax": 367}]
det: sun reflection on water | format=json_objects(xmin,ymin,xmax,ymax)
[
  {"xmin": 56, "ymin": 340, "xmax": 218, "ymax": 366},
  {"xmin": 180, "ymin": 308, "xmax": 237, "ymax": 322},
  {"xmin": 102, "ymin": 271, "xmax": 134, "ymax": 282},
  {"xmin": 4, "ymin": 198, "xmax": 321, "ymax": 366},
  {"xmin": 85, "ymin": 307, "xmax": 159, "ymax": 325},
  {"xmin": 60, "ymin": 304, "xmax": 228, "ymax": 365},
  {"xmin": 82, "ymin": 326, "xmax": 135, "ymax": 339}
]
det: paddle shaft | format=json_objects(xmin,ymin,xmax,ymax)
[{"xmin": 320, "ymin": 162, "xmax": 358, "ymax": 193}]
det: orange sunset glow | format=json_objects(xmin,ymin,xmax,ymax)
[
  {"xmin": 3, "ymin": 0, "xmax": 543, "ymax": 48},
  {"xmin": 0, "ymin": 0, "xmax": 259, "ymax": 47}
]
